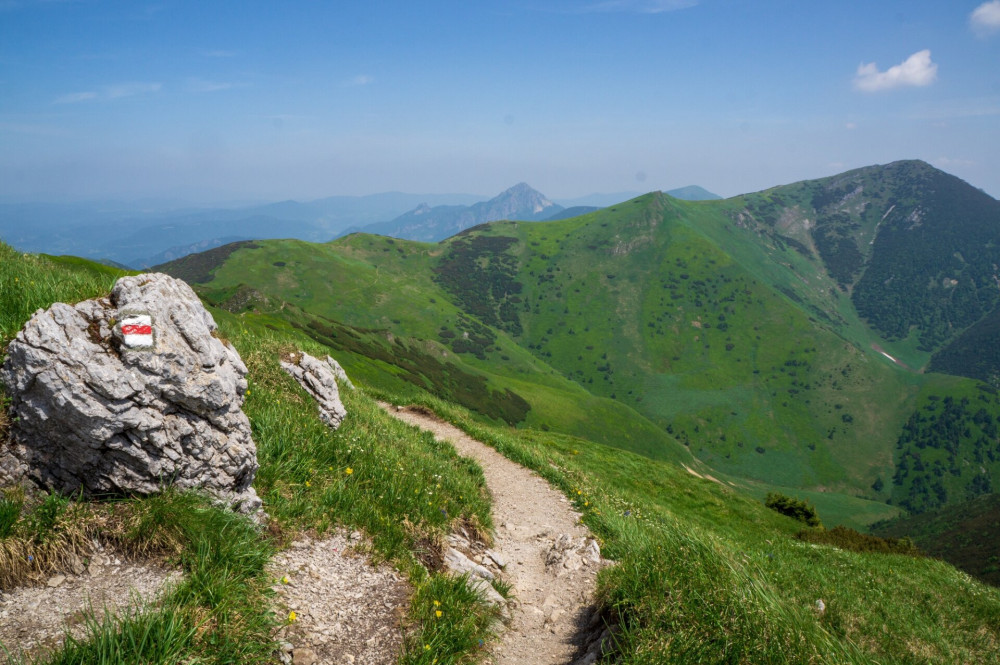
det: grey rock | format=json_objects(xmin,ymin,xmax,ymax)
[
  {"xmin": 280, "ymin": 352, "xmax": 349, "ymax": 429},
  {"xmin": 0, "ymin": 273, "xmax": 260, "ymax": 512},
  {"xmin": 467, "ymin": 577, "xmax": 506, "ymax": 608},
  {"xmin": 583, "ymin": 538, "xmax": 602, "ymax": 563},
  {"xmin": 46, "ymin": 574, "xmax": 66, "ymax": 588},
  {"xmin": 485, "ymin": 548, "xmax": 507, "ymax": 569},
  {"xmin": 291, "ymin": 647, "xmax": 318, "ymax": 665},
  {"xmin": 325, "ymin": 355, "xmax": 354, "ymax": 391},
  {"xmin": 444, "ymin": 547, "xmax": 495, "ymax": 581}
]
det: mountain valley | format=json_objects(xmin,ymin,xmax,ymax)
[{"xmin": 158, "ymin": 160, "xmax": 1000, "ymax": 533}]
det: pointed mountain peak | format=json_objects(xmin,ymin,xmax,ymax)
[{"xmin": 488, "ymin": 183, "xmax": 557, "ymax": 217}]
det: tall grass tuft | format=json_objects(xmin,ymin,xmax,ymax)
[{"xmin": 0, "ymin": 242, "xmax": 124, "ymax": 348}]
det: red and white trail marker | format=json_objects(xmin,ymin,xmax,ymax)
[{"xmin": 120, "ymin": 314, "xmax": 153, "ymax": 348}]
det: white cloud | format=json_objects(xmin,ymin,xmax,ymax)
[
  {"xmin": 346, "ymin": 74, "xmax": 374, "ymax": 86},
  {"xmin": 971, "ymin": 1, "xmax": 1000, "ymax": 36},
  {"xmin": 54, "ymin": 82, "xmax": 161, "ymax": 104},
  {"xmin": 55, "ymin": 91, "xmax": 97, "ymax": 104},
  {"xmin": 845, "ymin": 122, "xmax": 857, "ymax": 130},
  {"xmin": 853, "ymin": 49, "xmax": 937, "ymax": 92},
  {"xmin": 583, "ymin": 0, "xmax": 696, "ymax": 13}
]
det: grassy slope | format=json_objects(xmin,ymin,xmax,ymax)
[
  {"xmin": 392, "ymin": 391, "xmax": 1000, "ymax": 664},
  {"xmin": 871, "ymin": 493, "xmax": 1000, "ymax": 587},
  {"xmin": 194, "ymin": 237, "xmax": 693, "ymax": 465},
  {"xmin": 0, "ymin": 243, "xmax": 504, "ymax": 664},
  {"xmin": 158, "ymin": 190, "xmax": 1000, "ymax": 526},
  {"xmin": 4, "ymin": 242, "xmax": 1000, "ymax": 663}
]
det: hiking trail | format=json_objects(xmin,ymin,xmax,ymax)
[{"xmin": 384, "ymin": 404, "xmax": 609, "ymax": 665}]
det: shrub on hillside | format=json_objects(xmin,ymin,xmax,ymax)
[
  {"xmin": 764, "ymin": 492, "xmax": 822, "ymax": 527},
  {"xmin": 797, "ymin": 525, "xmax": 922, "ymax": 557}
]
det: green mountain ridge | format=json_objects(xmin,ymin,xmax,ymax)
[
  {"xmin": 157, "ymin": 160, "xmax": 1000, "ymax": 526},
  {"xmin": 5, "ymin": 236, "xmax": 1000, "ymax": 662}
]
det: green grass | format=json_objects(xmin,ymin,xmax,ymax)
[
  {"xmin": 5, "ymin": 239, "xmax": 1000, "ymax": 662},
  {"xmin": 0, "ymin": 242, "xmax": 504, "ymax": 664},
  {"xmin": 386, "ymin": 391, "xmax": 1000, "ymax": 664},
  {"xmin": 1, "ymin": 490, "xmax": 277, "ymax": 665},
  {"xmin": 161, "ymin": 194, "xmax": 989, "ymax": 508},
  {"xmin": 0, "ymin": 243, "xmax": 127, "ymax": 346}
]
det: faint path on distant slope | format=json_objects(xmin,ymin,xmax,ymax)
[{"xmin": 382, "ymin": 404, "xmax": 607, "ymax": 665}]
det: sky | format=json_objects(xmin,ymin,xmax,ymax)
[{"xmin": 1, "ymin": 0, "xmax": 999, "ymax": 204}]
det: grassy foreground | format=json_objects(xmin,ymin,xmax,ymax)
[
  {"xmin": 0, "ymin": 244, "xmax": 503, "ymax": 664},
  {"xmin": 3, "ymin": 243, "xmax": 1000, "ymax": 663},
  {"xmin": 386, "ymin": 390, "xmax": 1000, "ymax": 664}
]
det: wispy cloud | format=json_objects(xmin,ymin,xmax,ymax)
[
  {"xmin": 579, "ymin": 0, "xmax": 696, "ymax": 13},
  {"xmin": 54, "ymin": 82, "xmax": 161, "ymax": 104},
  {"xmin": 55, "ymin": 91, "xmax": 98, "ymax": 104},
  {"xmin": 970, "ymin": 1, "xmax": 1000, "ymax": 37},
  {"xmin": 0, "ymin": 120, "xmax": 69, "ymax": 136},
  {"xmin": 187, "ymin": 78, "xmax": 239, "ymax": 93},
  {"xmin": 106, "ymin": 82, "xmax": 161, "ymax": 98},
  {"xmin": 346, "ymin": 74, "xmax": 374, "ymax": 86},
  {"xmin": 202, "ymin": 49, "xmax": 238, "ymax": 58},
  {"xmin": 853, "ymin": 50, "xmax": 937, "ymax": 92},
  {"xmin": 909, "ymin": 97, "xmax": 1000, "ymax": 120},
  {"xmin": 935, "ymin": 156, "xmax": 976, "ymax": 169}
]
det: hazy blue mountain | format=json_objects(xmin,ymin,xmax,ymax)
[
  {"xmin": 554, "ymin": 186, "xmax": 720, "ymax": 209},
  {"xmin": 0, "ymin": 191, "xmax": 484, "ymax": 267},
  {"xmin": 554, "ymin": 192, "xmax": 642, "ymax": 207},
  {"xmin": 346, "ymin": 183, "xmax": 563, "ymax": 242},
  {"xmin": 666, "ymin": 185, "xmax": 721, "ymax": 201}
]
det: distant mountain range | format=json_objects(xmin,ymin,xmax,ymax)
[
  {"xmin": 0, "ymin": 184, "xmax": 720, "ymax": 267},
  {"xmin": 341, "ymin": 183, "xmax": 561, "ymax": 242},
  {"xmin": 341, "ymin": 184, "xmax": 722, "ymax": 243}
]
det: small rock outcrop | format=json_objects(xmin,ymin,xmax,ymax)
[
  {"xmin": 280, "ymin": 352, "xmax": 350, "ymax": 429},
  {"xmin": 0, "ymin": 273, "xmax": 260, "ymax": 512}
]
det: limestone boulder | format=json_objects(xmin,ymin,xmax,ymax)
[
  {"xmin": 279, "ymin": 352, "xmax": 350, "ymax": 429},
  {"xmin": 0, "ymin": 273, "xmax": 260, "ymax": 512}
]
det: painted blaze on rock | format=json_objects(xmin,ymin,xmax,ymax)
[
  {"xmin": 0, "ymin": 273, "xmax": 261, "ymax": 513},
  {"xmin": 119, "ymin": 314, "xmax": 154, "ymax": 348}
]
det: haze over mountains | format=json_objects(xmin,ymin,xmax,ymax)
[{"xmin": 0, "ymin": 185, "xmax": 719, "ymax": 269}]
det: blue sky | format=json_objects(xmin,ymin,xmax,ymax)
[{"xmin": 2, "ymin": 0, "xmax": 999, "ymax": 203}]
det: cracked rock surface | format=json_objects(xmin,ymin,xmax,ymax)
[
  {"xmin": 280, "ymin": 352, "xmax": 350, "ymax": 430},
  {"xmin": 0, "ymin": 273, "xmax": 260, "ymax": 511}
]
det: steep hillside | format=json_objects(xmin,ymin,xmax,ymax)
[
  {"xmin": 157, "ymin": 163, "xmax": 1000, "ymax": 517},
  {"xmin": 871, "ymin": 493, "xmax": 1000, "ymax": 586},
  {"xmin": 737, "ymin": 160, "xmax": 1000, "ymax": 364},
  {"xmin": 6, "ymin": 240, "xmax": 1000, "ymax": 663},
  {"xmin": 160, "ymin": 237, "xmax": 692, "ymax": 465}
]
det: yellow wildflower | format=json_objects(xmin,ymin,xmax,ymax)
[
  {"xmin": 281, "ymin": 575, "xmax": 289, "ymax": 584},
  {"xmin": 346, "ymin": 467, "xmax": 353, "ymax": 475},
  {"xmin": 288, "ymin": 610, "xmax": 297, "ymax": 622},
  {"xmin": 433, "ymin": 600, "xmax": 440, "ymax": 606},
  {"xmin": 435, "ymin": 610, "xmax": 442, "ymax": 618}
]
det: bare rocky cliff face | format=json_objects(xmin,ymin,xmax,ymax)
[{"xmin": 0, "ymin": 273, "xmax": 261, "ymax": 512}]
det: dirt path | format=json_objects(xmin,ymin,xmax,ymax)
[{"xmin": 383, "ymin": 405, "xmax": 606, "ymax": 665}]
